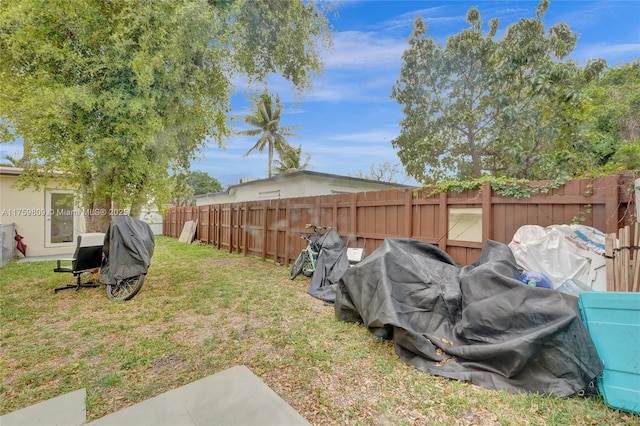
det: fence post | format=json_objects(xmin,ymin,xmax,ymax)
[
  {"xmin": 482, "ymin": 180, "xmax": 493, "ymax": 242},
  {"xmin": 285, "ymin": 198, "xmax": 291, "ymax": 264},
  {"xmin": 350, "ymin": 193, "xmax": 357, "ymax": 236},
  {"xmin": 216, "ymin": 205, "xmax": 222, "ymax": 250},
  {"xmin": 227, "ymin": 205, "xmax": 232, "ymax": 252},
  {"xmin": 242, "ymin": 202, "xmax": 249, "ymax": 256},
  {"xmin": 208, "ymin": 205, "xmax": 213, "ymax": 245},
  {"xmin": 262, "ymin": 203, "xmax": 268, "ymax": 260},
  {"xmin": 404, "ymin": 189, "xmax": 413, "ymax": 238},
  {"xmin": 314, "ymin": 197, "xmax": 321, "ymax": 226},
  {"xmin": 438, "ymin": 191, "xmax": 448, "ymax": 251}
]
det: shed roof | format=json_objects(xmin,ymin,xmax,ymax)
[{"xmin": 192, "ymin": 170, "xmax": 412, "ymax": 198}]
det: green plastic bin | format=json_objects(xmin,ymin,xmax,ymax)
[{"xmin": 578, "ymin": 291, "xmax": 640, "ymax": 414}]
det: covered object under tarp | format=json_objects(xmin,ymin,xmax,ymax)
[
  {"xmin": 100, "ymin": 215, "xmax": 155, "ymax": 285},
  {"xmin": 335, "ymin": 238, "xmax": 603, "ymax": 396},
  {"xmin": 306, "ymin": 228, "xmax": 349, "ymax": 303}
]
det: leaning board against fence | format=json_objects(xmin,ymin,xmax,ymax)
[{"xmin": 605, "ymin": 223, "xmax": 640, "ymax": 292}]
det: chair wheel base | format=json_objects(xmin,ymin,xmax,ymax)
[{"xmin": 54, "ymin": 282, "xmax": 100, "ymax": 293}]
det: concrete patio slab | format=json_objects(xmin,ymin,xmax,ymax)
[
  {"xmin": 86, "ymin": 365, "xmax": 310, "ymax": 426},
  {"xmin": 0, "ymin": 388, "xmax": 86, "ymax": 426},
  {"xmin": 1, "ymin": 366, "xmax": 310, "ymax": 426}
]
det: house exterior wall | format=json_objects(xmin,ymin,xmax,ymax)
[
  {"xmin": 1, "ymin": 167, "xmax": 163, "ymax": 260},
  {"xmin": 0, "ymin": 173, "xmax": 82, "ymax": 257},
  {"xmin": 194, "ymin": 172, "xmax": 404, "ymax": 206}
]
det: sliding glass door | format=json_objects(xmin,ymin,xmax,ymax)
[{"xmin": 45, "ymin": 190, "xmax": 77, "ymax": 247}]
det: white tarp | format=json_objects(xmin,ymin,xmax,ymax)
[{"xmin": 508, "ymin": 224, "xmax": 606, "ymax": 291}]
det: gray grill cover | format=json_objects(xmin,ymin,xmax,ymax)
[
  {"xmin": 100, "ymin": 216, "xmax": 155, "ymax": 285},
  {"xmin": 335, "ymin": 238, "xmax": 603, "ymax": 396},
  {"xmin": 306, "ymin": 228, "xmax": 349, "ymax": 303}
]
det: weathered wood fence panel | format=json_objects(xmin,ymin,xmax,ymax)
[{"xmin": 163, "ymin": 173, "xmax": 637, "ymax": 265}]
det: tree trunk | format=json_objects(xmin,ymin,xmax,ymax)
[
  {"xmin": 467, "ymin": 130, "xmax": 483, "ymax": 178},
  {"xmin": 85, "ymin": 196, "xmax": 113, "ymax": 233},
  {"xmin": 268, "ymin": 142, "xmax": 273, "ymax": 178},
  {"xmin": 472, "ymin": 152, "xmax": 482, "ymax": 178},
  {"xmin": 129, "ymin": 201, "xmax": 142, "ymax": 218},
  {"xmin": 81, "ymin": 180, "xmax": 112, "ymax": 233}
]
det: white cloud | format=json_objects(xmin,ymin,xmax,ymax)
[
  {"xmin": 326, "ymin": 129, "xmax": 397, "ymax": 143},
  {"xmin": 322, "ymin": 31, "xmax": 406, "ymax": 70},
  {"xmin": 572, "ymin": 43, "xmax": 640, "ymax": 65},
  {"xmin": 389, "ymin": 6, "xmax": 463, "ymax": 30}
]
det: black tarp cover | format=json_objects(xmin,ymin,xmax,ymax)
[
  {"xmin": 306, "ymin": 228, "xmax": 349, "ymax": 303},
  {"xmin": 100, "ymin": 216, "xmax": 155, "ymax": 285},
  {"xmin": 335, "ymin": 238, "xmax": 603, "ymax": 396}
]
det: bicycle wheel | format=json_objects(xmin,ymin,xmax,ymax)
[
  {"xmin": 289, "ymin": 251, "xmax": 307, "ymax": 279},
  {"xmin": 106, "ymin": 274, "xmax": 145, "ymax": 301},
  {"xmin": 302, "ymin": 256, "xmax": 315, "ymax": 277}
]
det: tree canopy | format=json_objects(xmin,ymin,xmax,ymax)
[
  {"xmin": 187, "ymin": 171, "xmax": 223, "ymax": 195},
  {"xmin": 391, "ymin": 0, "xmax": 610, "ymax": 185},
  {"xmin": 169, "ymin": 170, "xmax": 222, "ymax": 206},
  {"xmin": 579, "ymin": 61, "xmax": 640, "ymax": 172},
  {"xmin": 0, "ymin": 0, "xmax": 331, "ymax": 227}
]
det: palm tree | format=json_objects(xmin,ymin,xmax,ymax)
[
  {"xmin": 237, "ymin": 92, "xmax": 299, "ymax": 177},
  {"xmin": 273, "ymin": 144, "xmax": 311, "ymax": 175},
  {"xmin": 1, "ymin": 154, "xmax": 28, "ymax": 168}
]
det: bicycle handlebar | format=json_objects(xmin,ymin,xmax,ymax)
[{"xmin": 304, "ymin": 224, "xmax": 330, "ymax": 233}]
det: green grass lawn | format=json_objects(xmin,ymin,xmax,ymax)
[{"xmin": 1, "ymin": 236, "xmax": 637, "ymax": 425}]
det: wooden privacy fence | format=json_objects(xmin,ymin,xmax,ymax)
[{"xmin": 164, "ymin": 173, "xmax": 637, "ymax": 266}]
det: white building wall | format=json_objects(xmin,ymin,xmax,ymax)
[
  {"xmin": 1, "ymin": 172, "xmax": 82, "ymax": 257},
  {"xmin": 139, "ymin": 208, "xmax": 164, "ymax": 235},
  {"xmin": 194, "ymin": 173, "xmax": 403, "ymax": 206}
]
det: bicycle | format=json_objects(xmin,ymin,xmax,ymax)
[{"xmin": 288, "ymin": 224, "xmax": 329, "ymax": 279}]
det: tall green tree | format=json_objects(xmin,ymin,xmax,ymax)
[
  {"xmin": 391, "ymin": 8, "xmax": 499, "ymax": 184},
  {"xmin": 170, "ymin": 170, "xmax": 222, "ymax": 206},
  {"xmin": 579, "ymin": 61, "xmax": 640, "ymax": 172},
  {"xmin": 0, "ymin": 0, "xmax": 331, "ymax": 230},
  {"xmin": 170, "ymin": 173, "xmax": 195, "ymax": 207},
  {"xmin": 238, "ymin": 92, "xmax": 300, "ymax": 178},
  {"xmin": 187, "ymin": 171, "xmax": 223, "ymax": 195},
  {"xmin": 272, "ymin": 144, "xmax": 311, "ymax": 175},
  {"xmin": 391, "ymin": 0, "xmax": 603, "ymax": 184},
  {"xmin": 486, "ymin": 2, "xmax": 605, "ymax": 179}
]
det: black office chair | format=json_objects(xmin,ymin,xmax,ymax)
[{"xmin": 54, "ymin": 232, "xmax": 105, "ymax": 293}]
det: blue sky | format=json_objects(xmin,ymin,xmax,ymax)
[
  {"xmin": 1, "ymin": 0, "xmax": 639, "ymax": 187},
  {"xmin": 202, "ymin": 0, "xmax": 640, "ymax": 187}
]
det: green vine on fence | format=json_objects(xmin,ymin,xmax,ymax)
[
  {"xmin": 571, "ymin": 182, "xmax": 595, "ymax": 224},
  {"xmin": 424, "ymin": 175, "xmax": 570, "ymax": 199}
]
